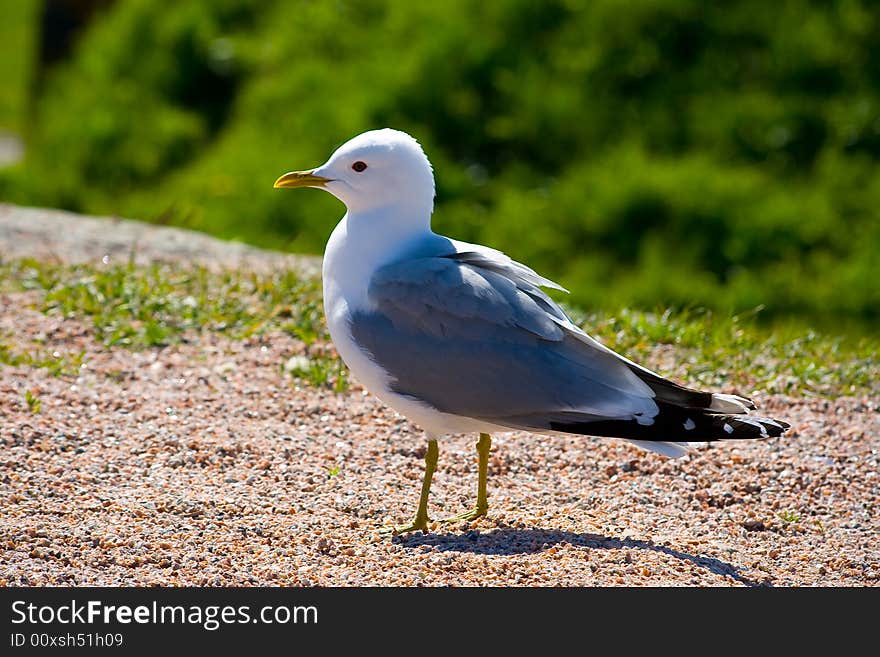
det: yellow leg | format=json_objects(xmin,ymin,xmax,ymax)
[
  {"xmin": 384, "ymin": 439, "xmax": 438, "ymax": 535},
  {"xmin": 445, "ymin": 433, "xmax": 491, "ymax": 523}
]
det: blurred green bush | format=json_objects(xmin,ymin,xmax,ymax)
[
  {"xmin": 2, "ymin": 0, "xmax": 879, "ymax": 323},
  {"xmin": 0, "ymin": 0, "xmax": 39, "ymax": 132}
]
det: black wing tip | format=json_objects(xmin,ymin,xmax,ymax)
[
  {"xmin": 549, "ymin": 411, "xmax": 790, "ymax": 442},
  {"xmin": 768, "ymin": 418, "xmax": 790, "ymax": 434},
  {"xmin": 717, "ymin": 415, "xmax": 790, "ymax": 440}
]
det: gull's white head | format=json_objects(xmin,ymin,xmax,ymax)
[{"xmin": 274, "ymin": 128, "xmax": 435, "ymax": 215}]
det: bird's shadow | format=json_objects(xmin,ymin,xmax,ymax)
[{"xmin": 394, "ymin": 526, "xmax": 764, "ymax": 587}]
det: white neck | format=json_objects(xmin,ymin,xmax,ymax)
[
  {"xmin": 322, "ymin": 201, "xmax": 436, "ymax": 311},
  {"xmin": 347, "ymin": 200, "xmax": 433, "ymax": 247}
]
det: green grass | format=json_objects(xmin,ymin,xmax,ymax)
[
  {"xmin": 564, "ymin": 304, "xmax": 879, "ymax": 396},
  {"xmin": 6, "ymin": 257, "xmax": 323, "ymax": 348},
  {"xmin": 0, "ymin": 340, "xmax": 85, "ymax": 377},
  {"xmin": 1, "ymin": 256, "xmax": 347, "ymax": 391},
  {"xmin": 779, "ymin": 510, "xmax": 801, "ymax": 524},
  {"xmin": 1, "ymin": 256, "xmax": 877, "ymax": 396},
  {"xmin": 283, "ymin": 353, "xmax": 350, "ymax": 393},
  {"xmin": 24, "ymin": 389, "xmax": 42, "ymax": 414}
]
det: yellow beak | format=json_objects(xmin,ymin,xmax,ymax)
[{"xmin": 273, "ymin": 169, "xmax": 332, "ymax": 189}]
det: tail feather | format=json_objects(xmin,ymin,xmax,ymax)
[
  {"xmin": 623, "ymin": 360, "xmax": 758, "ymax": 414},
  {"xmin": 600, "ymin": 359, "xmax": 790, "ymax": 454},
  {"xmin": 547, "ymin": 324, "xmax": 788, "ymax": 454},
  {"xmin": 710, "ymin": 392, "xmax": 756, "ymax": 413},
  {"xmin": 626, "ymin": 440, "xmax": 691, "ymax": 458},
  {"xmin": 496, "ymin": 356, "xmax": 789, "ymax": 458}
]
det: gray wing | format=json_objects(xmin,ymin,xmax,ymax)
[{"xmin": 349, "ymin": 253, "xmax": 659, "ymax": 428}]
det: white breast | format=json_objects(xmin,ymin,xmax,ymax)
[{"xmin": 321, "ymin": 215, "xmax": 506, "ymax": 438}]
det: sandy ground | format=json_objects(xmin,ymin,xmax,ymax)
[{"xmin": 1, "ymin": 206, "xmax": 878, "ymax": 586}]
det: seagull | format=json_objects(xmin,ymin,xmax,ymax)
[{"xmin": 274, "ymin": 128, "xmax": 789, "ymax": 534}]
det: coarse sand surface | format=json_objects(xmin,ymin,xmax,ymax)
[{"xmin": 1, "ymin": 205, "xmax": 877, "ymax": 586}]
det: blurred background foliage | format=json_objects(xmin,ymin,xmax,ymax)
[{"xmin": 1, "ymin": 0, "xmax": 878, "ymax": 329}]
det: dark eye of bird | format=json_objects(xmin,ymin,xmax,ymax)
[{"xmin": 352, "ymin": 161, "xmax": 367, "ymax": 172}]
